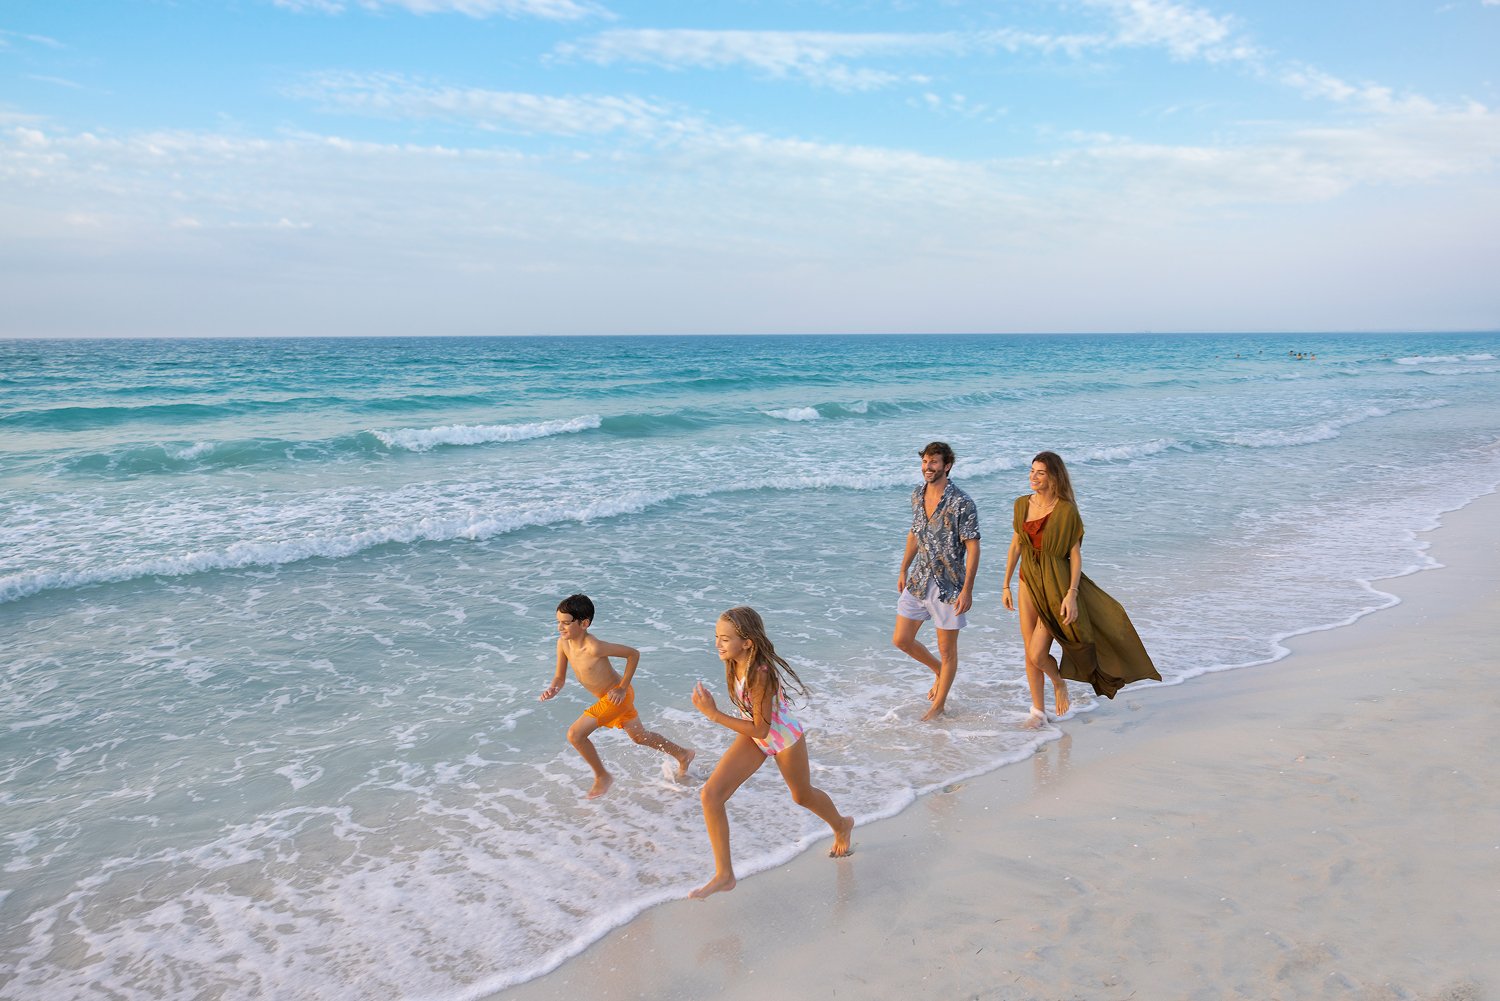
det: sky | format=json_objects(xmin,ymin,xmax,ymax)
[{"xmin": 2, "ymin": 0, "xmax": 1498, "ymax": 338}]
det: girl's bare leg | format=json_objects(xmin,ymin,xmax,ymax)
[
  {"xmin": 774, "ymin": 738, "xmax": 854, "ymax": 857},
  {"xmin": 692, "ymin": 734, "xmax": 765, "ymax": 899}
]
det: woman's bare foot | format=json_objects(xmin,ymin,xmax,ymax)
[
  {"xmin": 829, "ymin": 815, "xmax": 855, "ymax": 857},
  {"xmin": 675, "ymin": 749, "xmax": 696, "ymax": 780},
  {"xmin": 585, "ymin": 773, "xmax": 613, "ymax": 800},
  {"xmin": 1022, "ymin": 706, "xmax": 1046, "ymax": 730},
  {"xmin": 920, "ymin": 701, "xmax": 946, "ymax": 722},
  {"xmin": 927, "ymin": 681, "xmax": 937, "ymax": 701},
  {"xmin": 690, "ymin": 873, "xmax": 737, "ymax": 899},
  {"xmin": 1054, "ymin": 685, "xmax": 1071, "ymax": 717}
]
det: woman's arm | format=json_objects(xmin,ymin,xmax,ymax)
[
  {"xmin": 1060, "ymin": 541, "xmax": 1082, "ymax": 624},
  {"xmin": 1000, "ymin": 531, "xmax": 1022, "ymax": 611}
]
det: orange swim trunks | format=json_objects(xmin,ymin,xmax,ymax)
[{"xmin": 584, "ymin": 686, "xmax": 639, "ymax": 729}]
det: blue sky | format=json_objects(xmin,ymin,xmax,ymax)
[{"xmin": 2, "ymin": 0, "xmax": 1498, "ymax": 337}]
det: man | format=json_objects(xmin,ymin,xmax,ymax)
[{"xmin": 894, "ymin": 441, "xmax": 981, "ymax": 721}]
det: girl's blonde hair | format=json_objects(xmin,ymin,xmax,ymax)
[
  {"xmin": 718, "ymin": 606, "xmax": 808, "ymax": 716},
  {"xmin": 1032, "ymin": 450, "xmax": 1076, "ymax": 505}
]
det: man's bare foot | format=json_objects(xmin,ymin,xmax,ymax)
[
  {"xmin": 920, "ymin": 701, "xmax": 946, "ymax": 722},
  {"xmin": 829, "ymin": 815, "xmax": 855, "ymax": 857},
  {"xmin": 1054, "ymin": 686, "xmax": 1071, "ymax": 717},
  {"xmin": 675, "ymin": 749, "xmax": 695, "ymax": 780},
  {"xmin": 690, "ymin": 873, "xmax": 737, "ymax": 899},
  {"xmin": 1022, "ymin": 706, "xmax": 1046, "ymax": 730},
  {"xmin": 586, "ymin": 773, "xmax": 613, "ymax": 799}
]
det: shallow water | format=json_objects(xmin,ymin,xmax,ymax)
[{"xmin": 3, "ymin": 332, "xmax": 1498, "ymax": 999}]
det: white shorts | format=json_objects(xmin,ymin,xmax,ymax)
[{"xmin": 897, "ymin": 581, "xmax": 967, "ymax": 631}]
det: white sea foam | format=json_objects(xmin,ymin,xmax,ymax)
[
  {"xmin": 373, "ymin": 415, "xmax": 601, "ymax": 451},
  {"xmin": 1395, "ymin": 353, "xmax": 1495, "ymax": 364},
  {"xmin": 763, "ymin": 406, "xmax": 822, "ymax": 422},
  {"xmin": 1222, "ymin": 399, "xmax": 1447, "ymax": 449}
]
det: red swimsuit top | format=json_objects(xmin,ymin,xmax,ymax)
[{"xmin": 1022, "ymin": 511, "xmax": 1051, "ymax": 552}]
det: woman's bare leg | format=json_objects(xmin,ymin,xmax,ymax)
[{"xmin": 1018, "ymin": 580, "xmax": 1069, "ymax": 723}]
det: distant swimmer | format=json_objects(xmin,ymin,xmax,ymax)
[
  {"xmin": 689, "ymin": 606, "xmax": 854, "ymax": 899},
  {"xmin": 539, "ymin": 593, "xmax": 694, "ymax": 799},
  {"xmin": 1000, "ymin": 452, "xmax": 1160, "ymax": 728},
  {"xmin": 892, "ymin": 441, "xmax": 981, "ymax": 721}
]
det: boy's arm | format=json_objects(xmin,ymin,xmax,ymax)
[
  {"xmin": 539, "ymin": 642, "xmax": 569, "ymax": 701},
  {"xmin": 591, "ymin": 638, "xmax": 640, "ymax": 704}
]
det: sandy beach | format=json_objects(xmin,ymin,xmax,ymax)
[{"xmin": 499, "ymin": 490, "xmax": 1500, "ymax": 1001}]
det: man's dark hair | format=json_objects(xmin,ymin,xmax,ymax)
[
  {"xmin": 557, "ymin": 593, "xmax": 594, "ymax": 623},
  {"xmin": 919, "ymin": 441, "xmax": 955, "ymax": 467}
]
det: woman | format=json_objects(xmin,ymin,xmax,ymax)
[{"xmin": 1000, "ymin": 452, "xmax": 1159, "ymax": 727}]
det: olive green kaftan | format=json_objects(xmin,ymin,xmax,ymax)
[{"xmin": 1013, "ymin": 496, "xmax": 1160, "ymax": 699}]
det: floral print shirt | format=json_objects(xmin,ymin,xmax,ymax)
[{"xmin": 907, "ymin": 481, "xmax": 981, "ymax": 603}]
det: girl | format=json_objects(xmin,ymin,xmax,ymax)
[
  {"xmin": 688, "ymin": 606, "xmax": 854, "ymax": 899},
  {"xmin": 1000, "ymin": 451, "xmax": 1160, "ymax": 728}
]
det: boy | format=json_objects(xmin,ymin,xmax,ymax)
[{"xmin": 540, "ymin": 593, "xmax": 695, "ymax": 799}]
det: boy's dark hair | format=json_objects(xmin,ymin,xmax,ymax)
[
  {"xmin": 557, "ymin": 593, "xmax": 594, "ymax": 623},
  {"xmin": 919, "ymin": 441, "xmax": 955, "ymax": 466}
]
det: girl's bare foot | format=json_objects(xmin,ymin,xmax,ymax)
[
  {"xmin": 675, "ymin": 749, "xmax": 696, "ymax": 780},
  {"xmin": 1054, "ymin": 686, "xmax": 1071, "ymax": 717},
  {"xmin": 927, "ymin": 682, "xmax": 937, "ymax": 701},
  {"xmin": 586, "ymin": 773, "xmax": 613, "ymax": 799},
  {"xmin": 829, "ymin": 815, "xmax": 855, "ymax": 857},
  {"xmin": 690, "ymin": 873, "xmax": 737, "ymax": 899},
  {"xmin": 1022, "ymin": 706, "xmax": 1046, "ymax": 730}
]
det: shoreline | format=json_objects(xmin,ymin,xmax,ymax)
[{"xmin": 495, "ymin": 489, "xmax": 1500, "ymax": 1001}]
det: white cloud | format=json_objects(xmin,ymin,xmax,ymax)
[
  {"xmin": 552, "ymin": 7, "xmax": 1256, "ymax": 93},
  {"xmin": 271, "ymin": 0, "xmax": 608, "ymax": 21},
  {"xmin": 555, "ymin": 29, "xmax": 956, "ymax": 91},
  {"xmin": 0, "ymin": 28, "xmax": 66, "ymax": 49},
  {"xmin": 1083, "ymin": 0, "xmax": 1259, "ymax": 63},
  {"xmin": 289, "ymin": 72, "xmax": 678, "ymax": 136}
]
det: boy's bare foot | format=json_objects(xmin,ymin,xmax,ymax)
[
  {"xmin": 675, "ymin": 749, "xmax": 695, "ymax": 780},
  {"xmin": 1022, "ymin": 706, "xmax": 1046, "ymax": 730},
  {"xmin": 920, "ymin": 701, "xmax": 946, "ymax": 722},
  {"xmin": 690, "ymin": 873, "xmax": 737, "ymax": 899},
  {"xmin": 829, "ymin": 815, "xmax": 855, "ymax": 857},
  {"xmin": 586, "ymin": 773, "xmax": 613, "ymax": 799},
  {"xmin": 1055, "ymin": 687, "xmax": 1071, "ymax": 716}
]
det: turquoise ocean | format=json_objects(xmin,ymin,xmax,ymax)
[{"xmin": 3, "ymin": 332, "xmax": 1499, "ymax": 999}]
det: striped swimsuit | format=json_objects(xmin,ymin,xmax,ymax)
[{"xmin": 733, "ymin": 671, "xmax": 805, "ymax": 756}]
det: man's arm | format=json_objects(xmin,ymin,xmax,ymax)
[
  {"xmin": 898, "ymin": 531, "xmax": 918, "ymax": 593},
  {"xmin": 955, "ymin": 537, "xmax": 980, "ymax": 613}
]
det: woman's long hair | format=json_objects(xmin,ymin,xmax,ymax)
[
  {"xmin": 719, "ymin": 606, "xmax": 809, "ymax": 716},
  {"xmin": 1033, "ymin": 450, "xmax": 1076, "ymax": 505}
]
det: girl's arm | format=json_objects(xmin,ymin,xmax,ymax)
[
  {"xmin": 1000, "ymin": 531, "xmax": 1022, "ymax": 611},
  {"xmin": 691, "ymin": 670, "xmax": 772, "ymax": 741},
  {"xmin": 1059, "ymin": 541, "xmax": 1083, "ymax": 624}
]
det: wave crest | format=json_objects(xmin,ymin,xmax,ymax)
[{"xmin": 372, "ymin": 416, "xmax": 602, "ymax": 452}]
